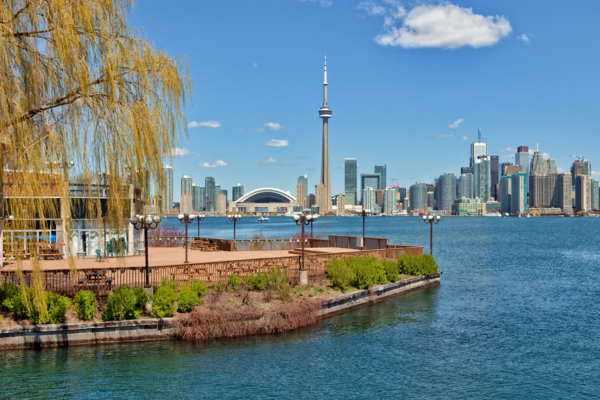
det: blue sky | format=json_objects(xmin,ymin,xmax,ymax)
[{"xmin": 132, "ymin": 0, "xmax": 600, "ymax": 197}]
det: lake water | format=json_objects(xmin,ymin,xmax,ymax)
[{"xmin": 2, "ymin": 217, "xmax": 600, "ymax": 399}]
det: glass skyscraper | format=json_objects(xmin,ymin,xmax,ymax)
[
  {"xmin": 344, "ymin": 159, "xmax": 357, "ymax": 205},
  {"xmin": 181, "ymin": 175, "xmax": 192, "ymax": 195},
  {"xmin": 437, "ymin": 172, "xmax": 456, "ymax": 211},
  {"xmin": 232, "ymin": 184, "xmax": 244, "ymax": 202},
  {"xmin": 409, "ymin": 182, "xmax": 428, "ymax": 212},
  {"xmin": 163, "ymin": 165, "xmax": 173, "ymax": 212},
  {"xmin": 205, "ymin": 177, "xmax": 215, "ymax": 212},
  {"xmin": 298, "ymin": 175, "xmax": 308, "ymax": 199},
  {"xmin": 360, "ymin": 173, "xmax": 381, "ymax": 203},
  {"xmin": 374, "ymin": 165, "xmax": 386, "ymax": 189},
  {"xmin": 474, "ymin": 156, "xmax": 491, "ymax": 202},
  {"xmin": 192, "ymin": 184, "xmax": 202, "ymax": 211},
  {"xmin": 515, "ymin": 146, "xmax": 530, "ymax": 176},
  {"xmin": 511, "ymin": 172, "xmax": 528, "ymax": 214}
]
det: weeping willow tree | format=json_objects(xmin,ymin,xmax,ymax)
[{"xmin": 0, "ymin": 0, "xmax": 191, "ymax": 321}]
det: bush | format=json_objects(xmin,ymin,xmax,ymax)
[
  {"xmin": 2, "ymin": 287, "xmax": 70, "ymax": 324},
  {"xmin": 326, "ymin": 259, "xmax": 355, "ymax": 292},
  {"xmin": 73, "ymin": 290, "xmax": 97, "ymax": 321},
  {"xmin": 191, "ymin": 280, "xmax": 208, "ymax": 298},
  {"xmin": 1, "ymin": 286, "xmax": 30, "ymax": 318},
  {"xmin": 177, "ymin": 286, "xmax": 201, "ymax": 313},
  {"xmin": 398, "ymin": 254, "xmax": 438, "ymax": 277},
  {"xmin": 102, "ymin": 286, "xmax": 148, "ymax": 321},
  {"xmin": 0, "ymin": 282, "xmax": 20, "ymax": 304},
  {"xmin": 242, "ymin": 274, "xmax": 266, "ymax": 291},
  {"xmin": 160, "ymin": 277, "xmax": 180, "ymax": 291},
  {"xmin": 382, "ymin": 259, "xmax": 400, "ymax": 282},
  {"xmin": 227, "ymin": 274, "xmax": 242, "ymax": 292},
  {"xmin": 46, "ymin": 293, "xmax": 71, "ymax": 324},
  {"xmin": 350, "ymin": 257, "xmax": 386, "ymax": 289},
  {"xmin": 152, "ymin": 286, "xmax": 178, "ymax": 318},
  {"xmin": 275, "ymin": 284, "xmax": 293, "ymax": 303}
]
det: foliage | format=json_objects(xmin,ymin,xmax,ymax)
[
  {"xmin": 2, "ymin": 287, "xmax": 70, "ymax": 324},
  {"xmin": 160, "ymin": 277, "xmax": 181, "ymax": 291},
  {"xmin": 381, "ymin": 259, "xmax": 400, "ymax": 282},
  {"xmin": 177, "ymin": 287, "xmax": 201, "ymax": 313},
  {"xmin": 275, "ymin": 284, "xmax": 293, "ymax": 303},
  {"xmin": 214, "ymin": 281, "xmax": 225, "ymax": 293},
  {"xmin": 325, "ymin": 259, "xmax": 355, "ymax": 292},
  {"xmin": 102, "ymin": 286, "xmax": 148, "ymax": 321},
  {"xmin": 191, "ymin": 280, "xmax": 208, "ymax": 298},
  {"xmin": 2, "ymin": 287, "xmax": 32, "ymax": 319},
  {"xmin": 45, "ymin": 293, "xmax": 72, "ymax": 324},
  {"xmin": 227, "ymin": 274, "xmax": 242, "ymax": 292},
  {"xmin": 397, "ymin": 254, "xmax": 438, "ymax": 277},
  {"xmin": 348, "ymin": 257, "xmax": 387, "ymax": 289},
  {"xmin": 73, "ymin": 290, "xmax": 97, "ymax": 321},
  {"xmin": 0, "ymin": 282, "xmax": 20, "ymax": 305},
  {"xmin": 152, "ymin": 286, "xmax": 178, "ymax": 318},
  {"xmin": 242, "ymin": 274, "xmax": 267, "ymax": 291}
]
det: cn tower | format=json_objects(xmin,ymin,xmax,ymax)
[{"xmin": 319, "ymin": 54, "xmax": 332, "ymax": 213}]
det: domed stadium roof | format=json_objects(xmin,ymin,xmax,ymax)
[{"xmin": 236, "ymin": 188, "xmax": 296, "ymax": 204}]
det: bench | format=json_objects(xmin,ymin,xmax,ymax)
[{"xmin": 78, "ymin": 271, "xmax": 114, "ymax": 291}]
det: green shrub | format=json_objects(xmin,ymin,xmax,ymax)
[
  {"xmin": 2, "ymin": 287, "xmax": 32, "ymax": 319},
  {"xmin": 152, "ymin": 286, "xmax": 178, "ymax": 318},
  {"xmin": 102, "ymin": 286, "xmax": 148, "ymax": 321},
  {"xmin": 0, "ymin": 282, "xmax": 20, "ymax": 304},
  {"xmin": 397, "ymin": 254, "xmax": 438, "ymax": 276},
  {"xmin": 191, "ymin": 280, "xmax": 208, "ymax": 298},
  {"xmin": 275, "ymin": 284, "xmax": 293, "ymax": 302},
  {"xmin": 382, "ymin": 259, "xmax": 400, "ymax": 282},
  {"xmin": 73, "ymin": 290, "xmax": 97, "ymax": 321},
  {"xmin": 326, "ymin": 259, "xmax": 355, "ymax": 291},
  {"xmin": 242, "ymin": 274, "xmax": 266, "ymax": 291},
  {"xmin": 177, "ymin": 286, "xmax": 201, "ymax": 313},
  {"xmin": 264, "ymin": 268, "xmax": 287, "ymax": 289},
  {"xmin": 227, "ymin": 274, "xmax": 242, "ymax": 292},
  {"xmin": 213, "ymin": 281, "xmax": 225, "ymax": 293},
  {"xmin": 45, "ymin": 293, "xmax": 71, "ymax": 324},
  {"xmin": 160, "ymin": 277, "xmax": 180, "ymax": 291},
  {"xmin": 2, "ymin": 288, "xmax": 70, "ymax": 324},
  {"xmin": 419, "ymin": 254, "xmax": 439, "ymax": 276}
]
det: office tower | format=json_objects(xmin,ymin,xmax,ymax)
[
  {"xmin": 427, "ymin": 192, "xmax": 435, "ymax": 209},
  {"xmin": 316, "ymin": 183, "xmax": 328, "ymax": 215},
  {"xmin": 501, "ymin": 162, "xmax": 513, "ymax": 176},
  {"xmin": 556, "ymin": 174, "xmax": 573, "ymax": 214},
  {"xmin": 592, "ymin": 179, "xmax": 599, "ymax": 210},
  {"xmin": 437, "ymin": 172, "xmax": 456, "ymax": 211},
  {"xmin": 505, "ymin": 165, "xmax": 523, "ymax": 176},
  {"xmin": 490, "ymin": 156, "xmax": 499, "ymax": 200},
  {"xmin": 547, "ymin": 159, "xmax": 558, "ymax": 174},
  {"xmin": 337, "ymin": 193, "xmax": 345, "ymax": 215},
  {"xmin": 180, "ymin": 194, "xmax": 193, "ymax": 214},
  {"xmin": 344, "ymin": 159, "xmax": 357, "ymax": 205},
  {"xmin": 374, "ymin": 189, "xmax": 384, "ymax": 209},
  {"xmin": 362, "ymin": 187, "xmax": 377, "ymax": 213},
  {"xmin": 204, "ymin": 177, "xmax": 215, "ymax": 212},
  {"xmin": 232, "ymin": 183, "xmax": 244, "ymax": 202},
  {"xmin": 511, "ymin": 172, "xmax": 528, "ymax": 215},
  {"xmin": 220, "ymin": 189, "xmax": 228, "ymax": 201},
  {"xmin": 383, "ymin": 187, "xmax": 395, "ymax": 214},
  {"xmin": 530, "ymin": 148, "xmax": 557, "ymax": 176},
  {"xmin": 529, "ymin": 174, "xmax": 558, "ymax": 208},
  {"xmin": 298, "ymin": 175, "xmax": 308, "ymax": 199},
  {"xmin": 576, "ymin": 175, "xmax": 591, "ymax": 213},
  {"xmin": 198, "ymin": 187, "xmax": 206, "ymax": 211},
  {"xmin": 474, "ymin": 156, "xmax": 491, "ymax": 201},
  {"xmin": 181, "ymin": 175, "xmax": 192, "ymax": 195},
  {"xmin": 583, "ymin": 160, "xmax": 592, "ymax": 175},
  {"xmin": 470, "ymin": 129, "xmax": 487, "ymax": 167},
  {"xmin": 571, "ymin": 160, "xmax": 584, "ymax": 182},
  {"xmin": 163, "ymin": 165, "xmax": 174, "ymax": 212},
  {"xmin": 296, "ymin": 183, "xmax": 306, "ymax": 209},
  {"xmin": 500, "ymin": 175, "xmax": 512, "ymax": 214},
  {"xmin": 397, "ymin": 187, "xmax": 407, "ymax": 202},
  {"xmin": 192, "ymin": 184, "xmax": 203, "ymax": 211},
  {"xmin": 458, "ymin": 173, "xmax": 473, "ymax": 199},
  {"xmin": 217, "ymin": 192, "xmax": 227, "ymax": 215},
  {"xmin": 515, "ymin": 146, "xmax": 530, "ymax": 176},
  {"xmin": 307, "ymin": 194, "xmax": 316, "ymax": 208},
  {"xmin": 318, "ymin": 54, "xmax": 333, "ymax": 214},
  {"xmin": 374, "ymin": 165, "xmax": 387, "ymax": 189},
  {"xmin": 461, "ymin": 166, "xmax": 474, "ymax": 175},
  {"xmin": 409, "ymin": 182, "xmax": 427, "ymax": 212},
  {"xmin": 360, "ymin": 173, "xmax": 381, "ymax": 201}
]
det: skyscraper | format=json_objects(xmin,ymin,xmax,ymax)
[
  {"xmin": 474, "ymin": 156, "xmax": 491, "ymax": 201},
  {"xmin": 360, "ymin": 173, "xmax": 381, "ymax": 202},
  {"xmin": 470, "ymin": 129, "xmax": 487, "ymax": 167},
  {"xmin": 511, "ymin": 172, "xmax": 528, "ymax": 215},
  {"xmin": 163, "ymin": 165, "xmax": 173, "ymax": 212},
  {"xmin": 318, "ymin": 54, "xmax": 332, "ymax": 214},
  {"xmin": 437, "ymin": 172, "xmax": 456, "ymax": 211},
  {"xmin": 556, "ymin": 174, "xmax": 573, "ymax": 214},
  {"xmin": 571, "ymin": 160, "xmax": 584, "ymax": 181},
  {"xmin": 232, "ymin": 183, "xmax": 244, "ymax": 202},
  {"xmin": 337, "ymin": 193, "xmax": 345, "ymax": 215},
  {"xmin": 592, "ymin": 179, "xmax": 599, "ymax": 210},
  {"xmin": 344, "ymin": 159, "xmax": 357, "ymax": 205},
  {"xmin": 529, "ymin": 174, "xmax": 558, "ymax": 208},
  {"xmin": 192, "ymin": 184, "xmax": 202, "ymax": 211},
  {"xmin": 490, "ymin": 156, "xmax": 499, "ymax": 200},
  {"xmin": 409, "ymin": 182, "xmax": 427, "ymax": 212},
  {"xmin": 298, "ymin": 175, "xmax": 308, "ymax": 199},
  {"xmin": 204, "ymin": 177, "xmax": 215, "ymax": 212},
  {"xmin": 383, "ymin": 187, "xmax": 396, "ymax": 214},
  {"xmin": 296, "ymin": 183, "xmax": 306, "ymax": 209},
  {"xmin": 576, "ymin": 175, "xmax": 591, "ymax": 213},
  {"xmin": 181, "ymin": 175, "xmax": 192, "ymax": 195},
  {"xmin": 362, "ymin": 187, "xmax": 376, "ymax": 213},
  {"xmin": 458, "ymin": 173, "xmax": 473, "ymax": 199},
  {"xmin": 582, "ymin": 160, "xmax": 592, "ymax": 175},
  {"xmin": 500, "ymin": 175, "xmax": 512, "ymax": 214},
  {"xmin": 515, "ymin": 146, "xmax": 530, "ymax": 176},
  {"xmin": 374, "ymin": 165, "xmax": 387, "ymax": 189}
]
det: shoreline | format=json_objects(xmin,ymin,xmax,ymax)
[{"xmin": 0, "ymin": 272, "xmax": 441, "ymax": 351}]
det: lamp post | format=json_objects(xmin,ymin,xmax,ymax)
[
  {"xmin": 360, "ymin": 209, "xmax": 371, "ymax": 250},
  {"xmin": 308, "ymin": 213, "xmax": 318, "ymax": 238},
  {"xmin": 178, "ymin": 213, "xmax": 196, "ymax": 264},
  {"xmin": 195, "ymin": 214, "xmax": 205, "ymax": 238},
  {"xmin": 293, "ymin": 214, "xmax": 315, "ymax": 285},
  {"xmin": 422, "ymin": 215, "xmax": 441, "ymax": 256},
  {"xmin": 130, "ymin": 214, "xmax": 161, "ymax": 290},
  {"xmin": 228, "ymin": 214, "xmax": 242, "ymax": 250}
]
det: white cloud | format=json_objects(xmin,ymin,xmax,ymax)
[
  {"xmin": 517, "ymin": 33, "xmax": 534, "ymax": 43},
  {"xmin": 592, "ymin": 171, "xmax": 600, "ymax": 177},
  {"xmin": 300, "ymin": 0, "xmax": 332, "ymax": 6},
  {"xmin": 558, "ymin": 168, "xmax": 568, "ymax": 173},
  {"xmin": 461, "ymin": 136, "xmax": 469, "ymax": 141},
  {"xmin": 432, "ymin": 134, "xmax": 455, "ymax": 139},
  {"xmin": 197, "ymin": 160, "xmax": 229, "ymax": 168},
  {"xmin": 258, "ymin": 157, "xmax": 277, "ymax": 167},
  {"xmin": 264, "ymin": 122, "xmax": 284, "ymax": 131},
  {"xmin": 448, "ymin": 118, "xmax": 464, "ymax": 129},
  {"xmin": 188, "ymin": 121, "xmax": 221, "ymax": 128},
  {"xmin": 167, "ymin": 148, "xmax": 201, "ymax": 156},
  {"xmin": 364, "ymin": 3, "xmax": 512, "ymax": 49},
  {"xmin": 499, "ymin": 146, "xmax": 518, "ymax": 153},
  {"xmin": 252, "ymin": 60, "xmax": 258, "ymax": 68},
  {"xmin": 263, "ymin": 139, "xmax": 289, "ymax": 147},
  {"xmin": 542, "ymin": 152, "xmax": 551, "ymax": 160}
]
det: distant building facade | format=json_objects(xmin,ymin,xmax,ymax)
[
  {"xmin": 180, "ymin": 193, "xmax": 193, "ymax": 214},
  {"xmin": 163, "ymin": 165, "xmax": 174, "ymax": 212},
  {"xmin": 362, "ymin": 187, "xmax": 377, "ymax": 213},
  {"xmin": 181, "ymin": 175, "xmax": 192, "ymax": 195},
  {"xmin": 232, "ymin": 184, "xmax": 244, "ymax": 202},
  {"xmin": 511, "ymin": 172, "xmax": 528, "ymax": 215},
  {"xmin": 409, "ymin": 182, "xmax": 427, "ymax": 212},
  {"xmin": 515, "ymin": 146, "xmax": 530, "ymax": 176},
  {"xmin": 374, "ymin": 165, "xmax": 387, "ymax": 189},
  {"xmin": 361, "ymin": 173, "xmax": 381, "ymax": 202},
  {"xmin": 204, "ymin": 177, "xmax": 216, "ymax": 212},
  {"xmin": 474, "ymin": 156, "xmax": 491, "ymax": 202},
  {"xmin": 345, "ymin": 159, "xmax": 357, "ymax": 205}
]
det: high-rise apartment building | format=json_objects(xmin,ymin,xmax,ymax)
[
  {"xmin": 204, "ymin": 177, "xmax": 215, "ymax": 212},
  {"xmin": 180, "ymin": 193, "xmax": 193, "ymax": 214},
  {"xmin": 501, "ymin": 162, "xmax": 513, "ymax": 176},
  {"xmin": 500, "ymin": 175, "xmax": 512, "ymax": 214},
  {"xmin": 409, "ymin": 182, "xmax": 427, "ymax": 212},
  {"xmin": 232, "ymin": 184, "xmax": 244, "ymax": 202},
  {"xmin": 437, "ymin": 172, "xmax": 456, "ymax": 211},
  {"xmin": 220, "ymin": 189, "xmax": 228, "ymax": 201},
  {"xmin": 298, "ymin": 175, "xmax": 308, "ymax": 199},
  {"xmin": 345, "ymin": 159, "xmax": 357, "ymax": 205},
  {"xmin": 296, "ymin": 183, "xmax": 306, "ymax": 210},
  {"xmin": 374, "ymin": 165, "xmax": 387, "ymax": 189},
  {"xmin": 337, "ymin": 193, "xmax": 345, "ymax": 215},
  {"xmin": 511, "ymin": 172, "xmax": 528, "ymax": 215},
  {"xmin": 576, "ymin": 175, "xmax": 591, "ymax": 213},
  {"xmin": 163, "ymin": 165, "xmax": 173, "ymax": 212},
  {"xmin": 490, "ymin": 156, "xmax": 499, "ymax": 200},
  {"xmin": 583, "ymin": 160, "xmax": 592, "ymax": 176},
  {"xmin": 529, "ymin": 174, "xmax": 558, "ymax": 208},
  {"xmin": 362, "ymin": 187, "xmax": 377, "ymax": 213},
  {"xmin": 192, "ymin": 184, "xmax": 203, "ymax": 211},
  {"xmin": 217, "ymin": 192, "xmax": 227, "ymax": 215},
  {"xmin": 470, "ymin": 129, "xmax": 487, "ymax": 168},
  {"xmin": 592, "ymin": 179, "xmax": 599, "ymax": 210},
  {"xmin": 556, "ymin": 174, "xmax": 573, "ymax": 214},
  {"xmin": 458, "ymin": 173, "xmax": 473, "ymax": 199},
  {"xmin": 307, "ymin": 194, "xmax": 316, "ymax": 208},
  {"xmin": 505, "ymin": 165, "xmax": 523, "ymax": 176},
  {"xmin": 375, "ymin": 189, "xmax": 384, "ymax": 208},
  {"xmin": 383, "ymin": 187, "xmax": 396, "ymax": 214},
  {"xmin": 515, "ymin": 146, "xmax": 530, "ymax": 176},
  {"xmin": 397, "ymin": 187, "xmax": 407, "ymax": 202},
  {"xmin": 361, "ymin": 173, "xmax": 381, "ymax": 202},
  {"xmin": 474, "ymin": 156, "xmax": 491, "ymax": 202},
  {"xmin": 181, "ymin": 175, "xmax": 192, "ymax": 195}
]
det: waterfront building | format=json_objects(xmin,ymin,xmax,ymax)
[
  {"xmin": 217, "ymin": 193, "xmax": 227, "ymax": 215},
  {"xmin": 220, "ymin": 189, "xmax": 228, "ymax": 202},
  {"xmin": 192, "ymin": 184, "xmax": 203, "ymax": 211},
  {"xmin": 374, "ymin": 165, "xmax": 387, "ymax": 189},
  {"xmin": 530, "ymin": 149, "xmax": 557, "ymax": 176},
  {"xmin": 571, "ymin": 160, "xmax": 584, "ymax": 181},
  {"xmin": 583, "ymin": 160, "xmax": 592, "ymax": 176},
  {"xmin": 486, "ymin": 201, "xmax": 501, "ymax": 213},
  {"xmin": 409, "ymin": 182, "xmax": 427, "ymax": 212},
  {"xmin": 529, "ymin": 174, "xmax": 558, "ymax": 208},
  {"xmin": 163, "ymin": 165, "xmax": 173, "ymax": 212},
  {"xmin": 575, "ymin": 175, "xmax": 591, "ymax": 213},
  {"xmin": 458, "ymin": 173, "xmax": 473, "ymax": 199},
  {"xmin": 452, "ymin": 197, "xmax": 484, "ymax": 215},
  {"xmin": 180, "ymin": 193, "xmax": 193, "ymax": 214},
  {"xmin": 296, "ymin": 183, "xmax": 306, "ymax": 209},
  {"xmin": 316, "ymin": 183, "xmax": 329, "ymax": 215},
  {"xmin": 556, "ymin": 173, "xmax": 573, "ymax": 214},
  {"xmin": 397, "ymin": 187, "xmax": 407, "ymax": 202},
  {"xmin": 461, "ymin": 166, "xmax": 473, "ymax": 175},
  {"xmin": 232, "ymin": 188, "xmax": 296, "ymax": 215},
  {"xmin": 490, "ymin": 156, "xmax": 499, "ymax": 200},
  {"xmin": 515, "ymin": 146, "xmax": 530, "ymax": 176},
  {"xmin": 504, "ymin": 165, "xmax": 523, "ymax": 176},
  {"xmin": 511, "ymin": 172, "xmax": 528, "ymax": 215},
  {"xmin": 474, "ymin": 156, "xmax": 491, "ymax": 202},
  {"xmin": 383, "ymin": 187, "xmax": 396, "ymax": 215},
  {"xmin": 500, "ymin": 175, "xmax": 512, "ymax": 214},
  {"xmin": 362, "ymin": 187, "xmax": 377, "ymax": 213},
  {"xmin": 337, "ymin": 193, "xmax": 345, "ymax": 215},
  {"xmin": 437, "ymin": 172, "xmax": 456, "ymax": 211},
  {"xmin": 181, "ymin": 175, "xmax": 192, "ymax": 195},
  {"xmin": 318, "ymin": 55, "xmax": 333, "ymax": 214},
  {"xmin": 204, "ymin": 177, "xmax": 216, "ymax": 212},
  {"xmin": 344, "ymin": 159, "xmax": 357, "ymax": 205},
  {"xmin": 592, "ymin": 179, "xmax": 599, "ymax": 210},
  {"xmin": 361, "ymin": 173, "xmax": 381, "ymax": 201},
  {"xmin": 232, "ymin": 183, "xmax": 244, "ymax": 202},
  {"xmin": 298, "ymin": 175, "xmax": 308, "ymax": 199},
  {"xmin": 470, "ymin": 129, "xmax": 487, "ymax": 168}
]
